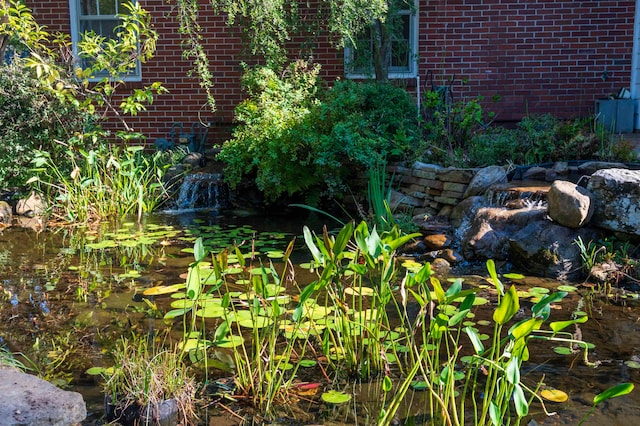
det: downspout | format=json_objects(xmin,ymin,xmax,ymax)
[{"xmin": 631, "ymin": 0, "xmax": 640, "ymax": 129}]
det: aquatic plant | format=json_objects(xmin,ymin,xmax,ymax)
[
  {"xmin": 90, "ymin": 333, "xmax": 198, "ymax": 425},
  {"xmin": 30, "ymin": 143, "xmax": 181, "ymax": 223}
]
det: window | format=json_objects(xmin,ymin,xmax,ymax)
[
  {"xmin": 344, "ymin": 5, "xmax": 418, "ymax": 79},
  {"xmin": 69, "ymin": 0, "xmax": 141, "ymax": 81}
]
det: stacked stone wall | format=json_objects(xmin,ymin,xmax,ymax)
[{"xmin": 388, "ymin": 162, "xmax": 477, "ymax": 217}]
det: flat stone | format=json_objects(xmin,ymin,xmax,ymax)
[
  {"xmin": 463, "ymin": 165, "xmax": 507, "ymax": 198},
  {"xmin": 578, "ymin": 161, "xmax": 628, "ymax": 176},
  {"xmin": 436, "ymin": 168, "xmax": 476, "ymax": 184},
  {"xmin": 0, "ymin": 366, "xmax": 86, "ymax": 425}
]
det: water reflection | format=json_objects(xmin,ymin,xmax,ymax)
[{"xmin": 0, "ymin": 212, "xmax": 638, "ymax": 425}]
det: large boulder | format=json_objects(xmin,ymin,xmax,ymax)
[
  {"xmin": 460, "ymin": 206, "xmax": 548, "ymax": 260},
  {"xmin": 547, "ymin": 180, "xmax": 594, "ymax": 228},
  {"xmin": 587, "ymin": 168, "xmax": 640, "ymax": 236},
  {"xmin": 508, "ymin": 221, "xmax": 603, "ymax": 280},
  {"xmin": 0, "ymin": 366, "xmax": 86, "ymax": 425}
]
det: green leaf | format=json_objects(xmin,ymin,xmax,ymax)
[
  {"xmin": 505, "ymin": 356, "xmax": 520, "ymax": 385},
  {"xmin": 489, "ymin": 400, "xmax": 500, "ymax": 426},
  {"xmin": 513, "ymin": 383, "xmax": 529, "ymax": 417},
  {"xmin": 593, "ymin": 383, "xmax": 634, "ymax": 406},
  {"xmin": 321, "ymin": 390, "xmax": 352, "ymax": 404},
  {"xmin": 303, "ymin": 226, "xmax": 323, "ymax": 264},
  {"xmin": 486, "ymin": 259, "xmax": 503, "ymax": 295},
  {"xmin": 549, "ymin": 315, "xmax": 588, "ymax": 333},
  {"xmin": 186, "ymin": 264, "xmax": 201, "ymax": 300},
  {"xmin": 465, "ymin": 326, "xmax": 485, "ymax": 355},
  {"xmin": 382, "ymin": 375, "xmax": 393, "ymax": 392},
  {"xmin": 194, "ymin": 237, "xmax": 206, "ymax": 262},
  {"xmin": 493, "ymin": 285, "xmax": 519, "ymax": 325}
]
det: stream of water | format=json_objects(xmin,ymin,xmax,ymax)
[{"xmin": 0, "ymin": 211, "xmax": 638, "ymax": 425}]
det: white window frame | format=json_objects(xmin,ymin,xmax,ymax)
[
  {"xmin": 68, "ymin": 0, "xmax": 142, "ymax": 82},
  {"xmin": 344, "ymin": 4, "xmax": 418, "ymax": 79}
]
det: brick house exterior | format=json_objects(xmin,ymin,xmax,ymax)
[{"xmin": 27, "ymin": 0, "xmax": 637, "ymax": 145}]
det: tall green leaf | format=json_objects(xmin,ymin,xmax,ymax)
[{"xmin": 493, "ymin": 285, "xmax": 519, "ymax": 325}]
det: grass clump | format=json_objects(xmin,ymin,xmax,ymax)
[{"xmin": 99, "ymin": 334, "xmax": 198, "ymax": 425}]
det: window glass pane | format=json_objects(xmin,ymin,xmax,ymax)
[
  {"xmin": 98, "ymin": 0, "xmax": 117, "ymax": 15},
  {"xmin": 79, "ymin": 20, "xmax": 100, "ymax": 34},
  {"xmin": 80, "ymin": 0, "xmax": 97, "ymax": 16},
  {"xmin": 390, "ymin": 14, "xmax": 411, "ymax": 70}
]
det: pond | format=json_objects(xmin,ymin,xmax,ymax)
[{"xmin": 0, "ymin": 211, "xmax": 638, "ymax": 425}]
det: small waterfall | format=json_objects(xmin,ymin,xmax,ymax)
[
  {"xmin": 173, "ymin": 173, "xmax": 227, "ymax": 211},
  {"xmin": 486, "ymin": 182, "xmax": 549, "ymax": 208}
]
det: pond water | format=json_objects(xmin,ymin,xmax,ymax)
[{"xmin": 0, "ymin": 211, "xmax": 638, "ymax": 425}]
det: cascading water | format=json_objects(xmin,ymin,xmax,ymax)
[{"xmin": 172, "ymin": 173, "xmax": 227, "ymax": 211}]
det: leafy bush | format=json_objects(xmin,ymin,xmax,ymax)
[
  {"xmin": 422, "ymin": 88, "xmax": 496, "ymax": 164},
  {"xmin": 466, "ymin": 114, "xmax": 636, "ymax": 166},
  {"xmin": 218, "ymin": 61, "xmax": 422, "ymax": 202},
  {"xmin": 0, "ymin": 62, "xmax": 92, "ymax": 189}
]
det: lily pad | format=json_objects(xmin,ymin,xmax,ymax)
[
  {"xmin": 541, "ymin": 388, "xmax": 568, "ymax": 403},
  {"xmin": 143, "ymin": 283, "xmax": 186, "ymax": 296},
  {"xmin": 321, "ymin": 390, "xmax": 352, "ymax": 404}
]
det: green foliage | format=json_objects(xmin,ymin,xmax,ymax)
[
  {"xmin": 1, "ymin": 0, "xmax": 165, "ymax": 132},
  {"xmin": 0, "ymin": 61, "xmax": 92, "ymax": 189},
  {"xmin": 217, "ymin": 60, "xmax": 322, "ymax": 201},
  {"xmin": 422, "ymin": 87, "xmax": 496, "ymax": 164},
  {"xmin": 30, "ymin": 143, "xmax": 181, "ymax": 223},
  {"xmin": 218, "ymin": 63, "xmax": 422, "ymax": 202},
  {"xmin": 467, "ymin": 114, "xmax": 636, "ymax": 166},
  {"xmin": 98, "ymin": 333, "xmax": 198, "ymax": 424}
]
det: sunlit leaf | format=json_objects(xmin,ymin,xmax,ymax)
[
  {"xmin": 321, "ymin": 390, "xmax": 352, "ymax": 404},
  {"xmin": 541, "ymin": 388, "xmax": 568, "ymax": 403}
]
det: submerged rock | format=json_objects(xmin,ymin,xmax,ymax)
[{"xmin": 0, "ymin": 366, "xmax": 86, "ymax": 425}]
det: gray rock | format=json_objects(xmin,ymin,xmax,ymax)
[
  {"xmin": 15, "ymin": 192, "xmax": 46, "ymax": 217},
  {"xmin": 460, "ymin": 206, "xmax": 548, "ymax": 260},
  {"xmin": 0, "ymin": 201, "xmax": 12, "ymax": 223},
  {"xmin": 0, "ymin": 366, "xmax": 86, "ymax": 425},
  {"xmin": 522, "ymin": 166, "xmax": 547, "ymax": 181},
  {"xmin": 463, "ymin": 166, "xmax": 507, "ymax": 198},
  {"xmin": 509, "ymin": 221, "xmax": 603, "ymax": 281},
  {"xmin": 578, "ymin": 161, "xmax": 628, "ymax": 176},
  {"xmin": 587, "ymin": 168, "xmax": 640, "ymax": 236},
  {"xmin": 547, "ymin": 180, "xmax": 594, "ymax": 228}
]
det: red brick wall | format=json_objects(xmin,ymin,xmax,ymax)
[
  {"xmin": 27, "ymin": 0, "xmax": 636, "ymax": 143},
  {"xmin": 421, "ymin": 1, "xmax": 635, "ymax": 122}
]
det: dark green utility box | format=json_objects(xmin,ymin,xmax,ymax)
[{"xmin": 595, "ymin": 98, "xmax": 634, "ymax": 133}]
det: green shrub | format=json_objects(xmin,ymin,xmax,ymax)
[
  {"xmin": 0, "ymin": 62, "xmax": 92, "ymax": 189},
  {"xmin": 218, "ymin": 62, "xmax": 423, "ymax": 202},
  {"xmin": 466, "ymin": 114, "xmax": 636, "ymax": 167}
]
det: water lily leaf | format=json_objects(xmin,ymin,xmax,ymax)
[
  {"xmin": 170, "ymin": 299, "xmax": 194, "ymax": 309},
  {"xmin": 164, "ymin": 308, "xmax": 190, "ymax": 319},
  {"xmin": 194, "ymin": 305, "xmax": 226, "ymax": 318},
  {"xmin": 624, "ymin": 360, "xmax": 640, "ymax": 369},
  {"xmin": 238, "ymin": 316, "xmax": 272, "ymax": 328},
  {"xmin": 344, "ymin": 286, "xmax": 375, "ymax": 296},
  {"xmin": 298, "ymin": 359, "xmax": 317, "ymax": 367},
  {"xmin": 541, "ymin": 388, "xmax": 569, "ymax": 403},
  {"xmin": 557, "ymin": 284, "xmax": 578, "ymax": 292},
  {"xmin": 321, "ymin": 390, "xmax": 352, "ymax": 404},
  {"xmin": 214, "ymin": 334, "xmax": 245, "ymax": 348},
  {"xmin": 179, "ymin": 338, "xmax": 211, "ymax": 352},
  {"xmin": 143, "ymin": 283, "xmax": 185, "ymax": 296},
  {"xmin": 553, "ymin": 346, "xmax": 573, "ymax": 355},
  {"xmin": 503, "ymin": 273, "xmax": 525, "ymax": 280}
]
